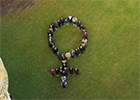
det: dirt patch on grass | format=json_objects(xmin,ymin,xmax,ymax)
[
  {"xmin": 0, "ymin": 0, "xmax": 34, "ymax": 16},
  {"xmin": 0, "ymin": 0, "xmax": 15, "ymax": 9}
]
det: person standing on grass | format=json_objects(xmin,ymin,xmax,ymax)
[
  {"xmin": 61, "ymin": 52, "xmax": 66, "ymax": 60},
  {"xmin": 77, "ymin": 21, "xmax": 82, "ymax": 27},
  {"xmin": 72, "ymin": 17, "xmax": 78, "ymax": 25},
  {"xmin": 58, "ymin": 20, "xmax": 61, "ymax": 27},
  {"xmin": 59, "ymin": 66, "xmax": 63, "ymax": 75},
  {"xmin": 48, "ymin": 38, "xmax": 54, "ymax": 48},
  {"xmin": 52, "ymin": 46, "xmax": 58, "ymax": 55},
  {"xmin": 79, "ymin": 46, "xmax": 84, "ymax": 54},
  {"xmin": 62, "ymin": 60, "xmax": 67, "ymax": 67},
  {"xmin": 60, "ymin": 17, "xmax": 65, "ymax": 26},
  {"xmin": 61, "ymin": 76, "xmax": 66, "ymax": 81},
  {"xmin": 65, "ymin": 17, "xmax": 69, "ymax": 25},
  {"xmin": 56, "ymin": 52, "xmax": 62, "ymax": 60},
  {"xmin": 55, "ymin": 68, "xmax": 59, "ymax": 76},
  {"xmin": 83, "ymin": 31, "xmax": 88, "ymax": 37},
  {"xmin": 51, "ymin": 23, "xmax": 55, "ymax": 32},
  {"xmin": 75, "ymin": 49, "xmax": 79, "ymax": 57},
  {"xmin": 54, "ymin": 47, "xmax": 58, "ymax": 55},
  {"xmin": 69, "ymin": 67, "xmax": 74, "ymax": 75},
  {"xmin": 80, "ymin": 25, "xmax": 86, "ymax": 31},
  {"xmin": 61, "ymin": 80, "xmax": 67, "ymax": 88},
  {"xmin": 68, "ymin": 16, "xmax": 73, "ymax": 22},
  {"xmin": 48, "ymin": 29, "xmax": 53, "ymax": 37},
  {"xmin": 75, "ymin": 47, "xmax": 80, "ymax": 57},
  {"xmin": 54, "ymin": 20, "xmax": 58, "ymax": 30},
  {"xmin": 50, "ymin": 69, "xmax": 55, "ymax": 77},
  {"xmin": 75, "ymin": 68, "xmax": 79, "ymax": 75},
  {"xmin": 71, "ymin": 50, "xmax": 75, "ymax": 58},
  {"xmin": 64, "ymin": 67, "xmax": 68, "ymax": 76},
  {"xmin": 62, "ymin": 70, "xmax": 66, "ymax": 76}
]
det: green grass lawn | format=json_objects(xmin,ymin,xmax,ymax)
[{"xmin": 1, "ymin": 0, "xmax": 139, "ymax": 99}]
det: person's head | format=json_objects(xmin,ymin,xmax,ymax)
[
  {"xmin": 77, "ymin": 47, "xmax": 80, "ymax": 49},
  {"xmin": 57, "ymin": 52, "xmax": 59, "ymax": 55},
  {"xmin": 80, "ymin": 46, "xmax": 83, "ymax": 49},
  {"xmin": 49, "ymin": 33, "xmax": 51, "ymax": 36},
  {"xmin": 64, "ymin": 67, "xmax": 67, "ymax": 70},
  {"xmin": 75, "ymin": 49, "xmax": 77, "ymax": 51},
  {"xmin": 75, "ymin": 68, "xmax": 78, "ymax": 71},
  {"xmin": 56, "ymin": 68, "xmax": 58, "ymax": 70},
  {"xmin": 51, "ymin": 69, "xmax": 54, "ymax": 71},
  {"xmin": 52, "ymin": 45, "xmax": 55, "ymax": 48},
  {"xmin": 63, "ymin": 71, "xmax": 65, "ymax": 73},
  {"xmin": 70, "ymin": 67, "xmax": 73, "ymax": 69},
  {"xmin": 60, "ymin": 66, "xmax": 62, "ymax": 69},
  {"xmin": 63, "ymin": 63, "xmax": 66, "ymax": 67}
]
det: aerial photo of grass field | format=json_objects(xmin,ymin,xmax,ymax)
[{"xmin": 0, "ymin": 0, "xmax": 139, "ymax": 99}]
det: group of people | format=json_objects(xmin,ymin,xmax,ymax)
[
  {"xmin": 50, "ymin": 67, "xmax": 79, "ymax": 77},
  {"xmin": 48, "ymin": 16, "xmax": 88, "ymax": 61},
  {"xmin": 48, "ymin": 16, "xmax": 88, "ymax": 88},
  {"xmin": 50, "ymin": 61, "xmax": 79, "ymax": 88}
]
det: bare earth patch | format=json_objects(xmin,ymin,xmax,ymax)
[{"xmin": 0, "ymin": 0, "xmax": 34, "ymax": 16}]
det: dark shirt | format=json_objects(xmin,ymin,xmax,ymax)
[
  {"xmin": 75, "ymin": 69, "xmax": 79, "ymax": 75},
  {"xmin": 55, "ymin": 69, "xmax": 59, "ymax": 74},
  {"xmin": 69, "ymin": 68, "xmax": 74, "ymax": 74}
]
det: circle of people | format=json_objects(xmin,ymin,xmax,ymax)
[{"xmin": 48, "ymin": 16, "xmax": 88, "ymax": 88}]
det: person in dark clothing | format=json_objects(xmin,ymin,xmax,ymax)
[
  {"xmin": 77, "ymin": 21, "xmax": 82, "ymax": 27},
  {"xmin": 48, "ymin": 30, "xmax": 53, "ymax": 37},
  {"xmin": 52, "ymin": 47, "xmax": 58, "ymax": 54},
  {"xmin": 52, "ymin": 45, "xmax": 55, "ymax": 53},
  {"xmin": 56, "ymin": 52, "xmax": 62, "ymax": 60},
  {"xmin": 79, "ymin": 46, "xmax": 84, "ymax": 54},
  {"xmin": 82, "ymin": 45, "xmax": 86, "ymax": 51},
  {"xmin": 71, "ymin": 50, "xmax": 75, "ymax": 58},
  {"xmin": 48, "ymin": 39, "xmax": 55, "ymax": 48},
  {"xmin": 68, "ymin": 16, "xmax": 73, "ymax": 23},
  {"xmin": 75, "ymin": 49, "xmax": 79, "ymax": 57},
  {"xmin": 62, "ymin": 60, "xmax": 67, "ymax": 67},
  {"xmin": 62, "ymin": 70, "xmax": 67, "ymax": 76},
  {"xmin": 55, "ymin": 68, "xmax": 59, "ymax": 76},
  {"xmin": 65, "ymin": 17, "xmax": 69, "ymax": 25},
  {"xmin": 75, "ymin": 68, "xmax": 79, "ymax": 75},
  {"xmin": 58, "ymin": 20, "xmax": 61, "ymax": 27},
  {"xmin": 80, "ymin": 25, "xmax": 86, "ymax": 30},
  {"xmin": 77, "ymin": 47, "xmax": 81, "ymax": 56},
  {"xmin": 75, "ymin": 48, "xmax": 80, "ymax": 57},
  {"xmin": 60, "ymin": 17, "xmax": 65, "ymax": 26},
  {"xmin": 64, "ymin": 67, "xmax": 68, "ymax": 76},
  {"xmin": 54, "ymin": 47, "xmax": 58, "ymax": 54},
  {"xmin": 51, "ymin": 23, "xmax": 55, "ymax": 32},
  {"xmin": 69, "ymin": 67, "xmax": 74, "ymax": 75}
]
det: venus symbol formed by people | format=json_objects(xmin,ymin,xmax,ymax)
[{"xmin": 48, "ymin": 16, "xmax": 88, "ymax": 88}]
